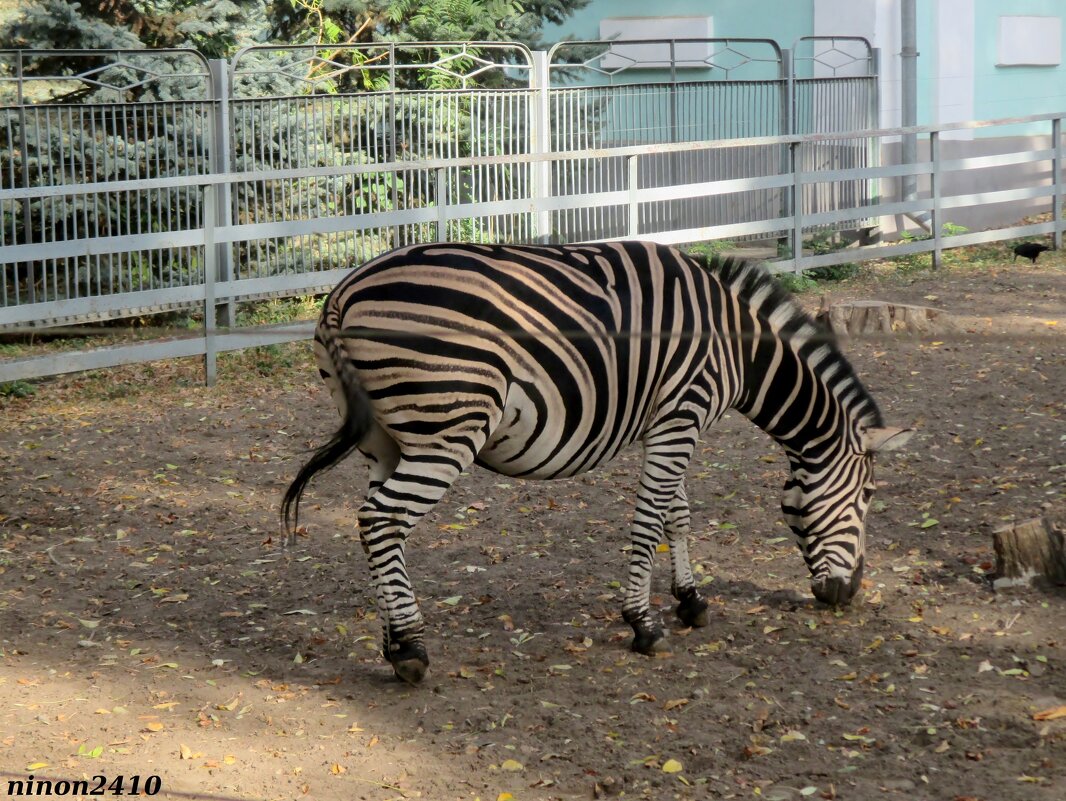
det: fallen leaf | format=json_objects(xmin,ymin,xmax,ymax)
[
  {"xmin": 1033, "ymin": 705, "xmax": 1066, "ymax": 721},
  {"xmin": 661, "ymin": 758, "xmax": 683, "ymax": 773},
  {"xmin": 216, "ymin": 696, "xmax": 241, "ymax": 712},
  {"xmin": 500, "ymin": 759, "xmax": 524, "ymax": 772}
]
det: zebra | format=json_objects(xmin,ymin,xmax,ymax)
[{"xmin": 282, "ymin": 241, "xmax": 913, "ymax": 684}]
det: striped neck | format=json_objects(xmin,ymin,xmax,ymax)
[{"xmin": 708, "ymin": 259, "xmax": 884, "ymax": 457}]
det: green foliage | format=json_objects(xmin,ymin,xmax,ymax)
[
  {"xmin": 2, "ymin": 1, "xmax": 589, "ymax": 64},
  {"xmin": 774, "ymin": 270, "xmax": 821, "ymax": 294},
  {"xmin": 890, "ymin": 222, "xmax": 968, "ymax": 274},
  {"xmin": 235, "ymin": 296, "xmax": 323, "ymax": 326},
  {"xmin": 684, "ymin": 240, "xmax": 736, "ymax": 260},
  {"xmin": 804, "ymin": 231, "xmax": 861, "ymax": 281},
  {"xmin": 274, "ymin": 0, "xmax": 588, "ymax": 53},
  {"xmin": 0, "ymin": 0, "xmax": 266, "ymax": 60},
  {"xmin": 0, "ymin": 380, "xmax": 36, "ymax": 398}
]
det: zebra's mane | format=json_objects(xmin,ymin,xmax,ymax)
[{"xmin": 695, "ymin": 252, "xmax": 885, "ymax": 431}]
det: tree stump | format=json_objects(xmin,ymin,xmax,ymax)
[
  {"xmin": 815, "ymin": 299, "xmax": 956, "ymax": 336},
  {"xmin": 992, "ymin": 514, "xmax": 1066, "ymax": 588}
]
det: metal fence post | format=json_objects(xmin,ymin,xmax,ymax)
[
  {"xmin": 930, "ymin": 130, "xmax": 941, "ymax": 269},
  {"xmin": 1054, "ymin": 116, "xmax": 1063, "ymax": 251},
  {"xmin": 779, "ymin": 48, "xmax": 794, "ymax": 239},
  {"xmin": 203, "ymin": 184, "xmax": 218, "ymax": 386},
  {"xmin": 209, "ymin": 59, "xmax": 235, "ymax": 329},
  {"xmin": 436, "ymin": 167, "xmax": 448, "ymax": 242},
  {"xmin": 790, "ymin": 141, "xmax": 803, "ymax": 270},
  {"xmin": 627, "ymin": 155, "xmax": 639, "ymax": 238},
  {"xmin": 870, "ymin": 48, "xmax": 882, "ymax": 207},
  {"xmin": 530, "ymin": 50, "xmax": 553, "ymax": 244},
  {"xmin": 15, "ymin": 51, "xmax": 36, "ymax": 304}
]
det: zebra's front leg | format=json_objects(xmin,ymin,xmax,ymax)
[
  {"xmin": 622, "ymin": 430, "xmax": 696, "ymax": 655},
  {"xmin": 664, "ymin": 482, "xmax": 710, "ymax": 628}
]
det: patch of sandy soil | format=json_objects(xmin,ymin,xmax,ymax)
[{"xmin": 1, "ymin": 258, "xmax": 1064, "ymax": 801}]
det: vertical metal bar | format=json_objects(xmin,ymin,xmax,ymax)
[
  {"xmin": 1053, "ymin": 116, "xmax": 1063, "ymax": 251},
  {"xmin": 667, "ymin": 41, "xmax": 678, "ymax": 232},
  {"xmin": 869, "ymin": 48, "xmax": 882, "ymax": 210},
  {"xmin": 16, "ymin": 52, "xmax": 35, "ymax": 303},
  {"xmin": 790, "ymin": 141, "xmax": 803, "ymax": 270},
  {"xmin": 388, "ymin": 43, "xmax": 400, "ymax": 247},
  {"xmin": 780, "ymin": 49, "xmax": 794, "ymax": 244},
  {"xmin": 930, "ymin": 131, "xmax": 941, "ymax": 269},
  {"xmin": 210, "ymin": 59, "xmax": 236, "ymax": 328},
  {"xmin": 203, "ymin": 184, "xmax": 217, "ymax": 386},
  {"xmin": 627, "ymin": 154, "xmax": 639, "ymax": 239},
  {"xmin": 530, "ymin": 50, "xmax": 552, "ymax": 243},
  {"xmin": 435, "ymin": 166, "xmax": 448, "ymax": 242}
]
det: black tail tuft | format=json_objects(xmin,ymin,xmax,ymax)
[{"xmin": 281, "ymin": 330, "xmax": 374, "ymax": 538}]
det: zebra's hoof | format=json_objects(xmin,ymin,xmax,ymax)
[
  {"xmin": 386, "ymin": 640, "xmax": 429, "ymax": 685},
  {"xmin": 392, "ymin": 656, "xmax": 429, "ymax": 685},
  {"xmin": 675, "ymin": 592, "xmax": 710, "ymax": 628},
  {"xmin": 629, "ymin": 626, "xmax": 667, "ymax": 656}
]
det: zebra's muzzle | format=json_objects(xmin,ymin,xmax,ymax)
[{"xmin": 811, "ymin": 556, "xmax": 864, "ymax": 606}]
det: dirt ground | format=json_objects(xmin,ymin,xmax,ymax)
[{"xmin": 1, "ymin": 255, "xmax": 1065, "ymax": 801}]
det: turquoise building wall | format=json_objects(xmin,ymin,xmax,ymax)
[
  {"xmin": 547, "ymin": 0, "xmax": 1066, "ymax": 134},
  {"xmin": 544, "ymin": 0, "xmax": 814, "ymax": 47},
  {"xmin": 972, "ymin": 0, "xmax": 1066, "ymax": 123}
]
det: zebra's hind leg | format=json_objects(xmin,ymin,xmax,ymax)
[
  {"xmin": 357, "ymin": 453, "xmax": 469, "ymax": 684},
  {"xmin": 663, "ymin": 482, "xmax": 710, "ymax": 628},
  {"xmin": 622, "ymin": 427, "xmax": 697, "ymax": 655}
]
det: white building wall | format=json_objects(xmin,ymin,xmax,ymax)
[
  {"xmin": 813, "ymin": 0, "xmax": 902, "ymax": 129},
  {"xmin": 934, "ymin": 0, "xmax": 976, "ymax": 139}
]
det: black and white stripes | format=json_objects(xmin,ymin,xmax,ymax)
[{"xmin": 282, "ymin": 241, "xmax": 912, "ymax": 683}]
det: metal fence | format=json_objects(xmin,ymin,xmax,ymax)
[
  {"xmin": 1, "ymin": 109, "xmax": 1064, "ymax": 384},
  {"xmin": 14, "ymin": 40, "xmax": 1062, "ymax": 386},
  {"xmin": 0, "ymin": 49, "xmax": 214, "ymax": 319},
  {"xmin": 0, "ymin": 38, "xmax": 879, "ymax": 334}
]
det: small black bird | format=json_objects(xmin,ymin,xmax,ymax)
[{"xmin": 1012, "ymin": 241, "xmax": 1051, "ymax": 264}]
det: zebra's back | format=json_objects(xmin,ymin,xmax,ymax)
[{"xmin": 315, "ymin": 241, "xmax": 716, "ymax": 479}]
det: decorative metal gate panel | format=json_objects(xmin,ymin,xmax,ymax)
[
  {"xmin": 0, "ymin": 49, "xmax": 213, "ymax": 315},
  {"xmin": 547, "ymin": 39, "xmax": 789, "ymax": 243},
  {"xmin": 792, "ymin": 36, "xmax": 881, "ymax": 233},
  {"xmin": 227, "ymin": 42, "xmax": 536, "ymax": 281}
]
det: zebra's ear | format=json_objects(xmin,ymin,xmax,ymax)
[{"xmin": 861, "ymin": 426, "xmax": 914, "ymax": 453}]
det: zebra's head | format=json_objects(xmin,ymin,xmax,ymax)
[{"xmin": 782, "ymin": 426, "xmax": 914, "ymax": 606}]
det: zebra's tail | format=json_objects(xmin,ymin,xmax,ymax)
[{"xmin": 281, "ymin": 325, "xmax": 374, "ymax": 539}]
